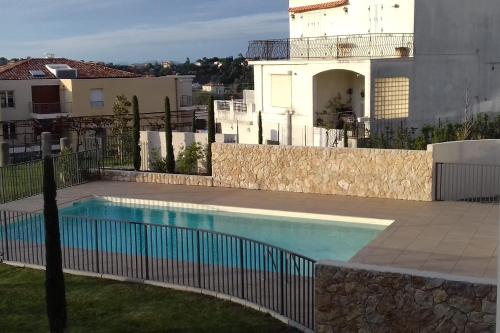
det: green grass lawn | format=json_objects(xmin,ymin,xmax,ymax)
[{"xmin": 0, "ymin": 264, "xmax": 294, "ymax": 333}]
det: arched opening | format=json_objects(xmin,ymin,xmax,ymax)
[{"xmin": 313, "ymin": 69, "xmax": 365, "ymax": 129}]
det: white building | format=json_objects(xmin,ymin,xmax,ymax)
[
  {"xmin": 216, "ymin": 0, "xmax": 500, "ymax": 146},
  {"xmin": 202, "ymin": 83, "xmax": 226, "ymax": 97}
]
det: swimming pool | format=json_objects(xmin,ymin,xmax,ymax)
[{"xmin": 57, "ymin": 197, "xmax": 390, "ymax": 262}]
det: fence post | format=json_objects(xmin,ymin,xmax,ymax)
[
  {"xmin": 2, "ymin": 211, "xmax": 9, "ymax": 261},
  {"xmin": 280, "ymin": 250, "xmax": 285, "ymax": 316},
  {"xmin": 144, "ymin": 224, "xmax": 149, "ymax": 281},
  {"xmin": 0, "ymin": 141, "xmax": 9, "ymax": 167},
  {"xmin": 0, "ymin": 167, "xmax": 5, "ymax": 204},
  {"xmin": 196, "ymin": 230, "xmax": 201, "ymax": 288},
  {"xmin": 94, "ymin": 219, "xmax": 99, "ymax": 273},
  {"xmin": 239, "ymin": 238, "xmax": 245, "ymax": 299},
  {"xmin": 76, "ymin": 151, "xmax": 81, "ymax": 184}
]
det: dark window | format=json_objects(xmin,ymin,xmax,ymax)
[{"xmin": 0, "ymin": 91, "xmax": 15, "ymax": 108}]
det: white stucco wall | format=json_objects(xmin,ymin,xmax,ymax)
[
  {"xmin": 411, "ymin": 0, "xmax": 500, "ymax": 125},
  {"xmin": 429, "ymin": 140, "xmax": 500, "ymax": 165},
  {"xmin": 251, "ymin": 60, "xmax": 371, "ymax": 146},
  {"xmin": 289, "ymin": 0, "xmax": 414, "ymax": 38},
  {"xmin": 140, "ymin": 131, "xmax": 236, "ymax": 161}
]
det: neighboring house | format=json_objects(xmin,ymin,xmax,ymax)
[
  {"xmin": 162, "ymin": 60, "xmax": 173, "ymax": 69},
  {"xmin": 202, "ymin": 83, "xmax": 227, "ymax": 97},
  {"xmin": 0, "ymin": 58, "xmax": 193, "ymax": 144},
  {"xmin": 217, "ymin": 0, "xmax": 500, "ymax": 146}
]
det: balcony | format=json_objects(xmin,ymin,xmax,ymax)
[
  {"xmin": 30, "ymin": 102, "xmax": 71, "ymax": 119},
  {"xmin": 215, "ymin": 100, "xmax": 252, "ymax": 123},
  {"xmin": 246, "ymin": 33, "xmax": 414, "ymax": 61}
]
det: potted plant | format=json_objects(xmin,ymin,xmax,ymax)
[{"xmin": 396, "ymin": 46, "xmax": 410, "ymax": 57}]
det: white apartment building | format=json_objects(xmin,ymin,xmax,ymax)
[{"xmin": 216, "ymin": 0, "xmax": 500, "ymax": 146}]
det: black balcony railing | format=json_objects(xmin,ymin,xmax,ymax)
[
  {"xmin": 247, "ymin": 33, "xmax": 414, "ymax": 61},
  {"xmin": 31, "ymin": 102, "xmax": 62, "ymax": 114}
]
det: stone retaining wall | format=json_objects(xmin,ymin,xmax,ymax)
[
  {"xmin": 212, "ymin": 144, "xmax": 434, "ymax": 201},
  {"xmin": 101, "ymin": 169, "xmax": 213, "ymax": 187},
  {"xmin": 316, "ymin": 263, "xmax": 497, "ymax": 333}
]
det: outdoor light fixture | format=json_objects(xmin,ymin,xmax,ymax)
[{"xmin": 343, "ymin": 7, "xmax": 348, "ymax": 13}]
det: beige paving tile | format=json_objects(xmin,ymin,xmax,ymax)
[
  {"xmin": 461, "ymin": 244, "xmax": 496, "ymax": 259},
  {"xmin": 433, "ymin": 240, "xmax": 468, "ymax": 257},
  {"xmin": 357, "ymin": 253, "xmax": 400, "ymax": 266},
  {"xmin": 392, "ymin": 250, "xmax": 431, "ymax": 270},
  {"xmin": 406, "ymin": 237, "xmax": 441, "ymax": 252},
  {"xmin": 417, "ymin": 225, "xmax": 452, "ymax": 240},
  {"xmin": 452, "ymin": 258, "xmax": 490, "ymax": 278}
]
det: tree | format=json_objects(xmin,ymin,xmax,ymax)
[
  {"xmin": 164, "ymin": 97, "xmax": 175, "ymax": 173},
  {"xmin": 258, "ymin": 112, "xmax": 263, "ymax": 144},
  {"xmin": 192, "ymin": 110, "xmax": 197, "ymax": 133},
  {"xmin": 206, "ymin": 96, "xmax": 216, "ymax": 175},
  {"xmin": 132, "ymin": 96, "xmax": 141, "ymax": 171},
  {"xmin": 111, "ymin": 95, "xmax": 131, "ymax": 136},
  {"xmin": 343, "ymin": 123, "xmax": 349, "ymax": 148},
  {"xmin": 43, "ymin": 153, "xmax": 67, "ymax": 333}
]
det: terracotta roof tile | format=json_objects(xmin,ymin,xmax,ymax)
[
  {"xmin": 289, "ymin": 0, "xmax": 349, "ymax": 14},
  {"xmin": 0, "ymin": 58, "xmax": 140, "ymax": 80}
]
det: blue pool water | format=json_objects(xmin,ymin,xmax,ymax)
[{"xmin": 56, "ymin": 198, "xmax": 386, "ymax": 261}]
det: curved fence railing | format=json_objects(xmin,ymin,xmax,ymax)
[{"xmin": 0, "ymin": 211, "xmax": 316, "ymax": 331}]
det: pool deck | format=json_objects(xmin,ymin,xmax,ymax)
[{"xmin": 1, "ymin": 181, "xmax": 498, "ymax": 281}]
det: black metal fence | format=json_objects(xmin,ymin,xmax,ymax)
[
  {"xmin": 0, "ymin": 150, "xmax": 101, "ymax": 204},
  {"xmin": 247, "ymin": 33, "xmax": 414, "ymax": 61},
  {"xmin": 435, "ymin": 163, "xmax": 500, "ymax": 203},
  {"xmin": 0, "ymin": 212, "xmax": 316, "ymax": 331}
]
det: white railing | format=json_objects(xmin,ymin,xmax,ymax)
[{"xmin": 214, "ymin": 100, "xmax": 253, "ymax": 123}]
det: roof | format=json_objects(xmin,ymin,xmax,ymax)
[
  {"xmin": 289, "ymin": 0, "xmax": 349, "ymax": 14},
  {"xmin": 0, "ymin": 58, "xmax": 141, "ymax": 80}
]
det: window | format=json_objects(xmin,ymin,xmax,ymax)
[
  {"xmin": 180, "ymin": 95, "xmax": 192, "ymax": 107},
  {"xmin": 374, "ymin": 77, "xmax": 409, "ymax": 119},
  {"xmin": 271, "ymin": 74, "xmax": 292, "ymax": 108},
  {"xmin": 90, "ymin": 89, "xmax": 104, "ymax": 108},
  {"xmin": 0, "ymin": 91, "xmax": 15, "ymax": 108},
  {"xmin": 2, "ymin": 123, "xmax": 16, "ymax": 139}
]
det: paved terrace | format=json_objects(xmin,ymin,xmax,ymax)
[{"xmin": 1, "ymin": 181, "xmax": 498, "ymax": 280}]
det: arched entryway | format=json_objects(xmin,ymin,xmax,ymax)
[{"xmin": 312, "ymin": 69, "xmax": 365, "ymax": 129}]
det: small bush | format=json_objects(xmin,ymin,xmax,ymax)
[
  {"xmin": 149, "ymin": 148, "xmax": 167, "ymax": 173},
  {"xmin": 176, "ymin": 143, "xmax": 206, "ymax": 175}
]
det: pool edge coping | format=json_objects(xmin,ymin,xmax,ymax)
[{"xmin": 91, "ymin": 195, "xmax": 395, "ymax": 227}]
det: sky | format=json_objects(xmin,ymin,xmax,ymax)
[{"xmin": 0, "ymin": 0, "xmax": 289, "ymax": 63}]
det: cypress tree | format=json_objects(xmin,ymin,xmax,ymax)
[
  {"xmin": 132, "ymin": 96, "xmax": 141, "ymax": 171},
  {"xmin": 192, "ymin": 109, "xmax": 196, "ymax": 133},
  {"xmin": 164, "ymin": 97, "xmax": 175, "ymax": 173},
  {"xmin": 43, "ymin": 155, "xmax": 67, "ymax": 333},
  {"xmin": 206, "ymin": 96, "xmax": 216, "ymax": 175},
  {"xmin": 343, "ymin": 123, "xmax": 349, "ymax": 148},
  {"xmin": 258, "ymin": 111, "xmax": 263, "ymax": 144}
]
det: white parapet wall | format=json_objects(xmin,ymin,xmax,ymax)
[
  {"xmin": 140, "ymin": 131, "xmax": 237, "ymax": 171},
  {"xmin": 429, "ymin": 140, "xmax": 500, "ymax": 165}
]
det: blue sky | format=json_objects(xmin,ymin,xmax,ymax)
[{"xmin": 0, "ymin": 0, "xmax": 289, "ymax": 63}]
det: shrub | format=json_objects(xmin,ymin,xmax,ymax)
[
  {"xmin": 176, "ymin": 142, "xmax": 206, "ymax": 175},
  {"xmin": 149, "ymin": 148, "xmax": 167, "ymax": 173}
]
